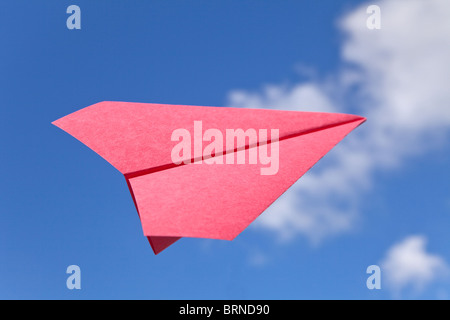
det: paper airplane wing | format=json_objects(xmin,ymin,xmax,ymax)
[{"xmin": 53, "ymin": 101, "xmax": 366, "ymax": 254}]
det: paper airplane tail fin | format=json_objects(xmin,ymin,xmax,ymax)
[
  {"xmin": 147, "ymin": 236, "xmax": 181, "ymax": 254},
  {"xmin": 125, "ymin": 178, "xmax": 181, "ymax": 254}
]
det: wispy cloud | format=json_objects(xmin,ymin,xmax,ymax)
[
  {"xmin": 227, "ymin": 0, "xmax": 450, "ymax": 243},
  {"xmin": 381, "ymin": 236, "xmax": 449, "ymax": 297}
]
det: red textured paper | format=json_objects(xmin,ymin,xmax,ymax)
[{"xmin": 53, "ymin": 101, "xmax": 366, "ymax": 254}]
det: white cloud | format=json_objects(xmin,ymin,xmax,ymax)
[
  {"xmin": 229, "ymin": 83, "xmax": 335, "ymax": 113},
  {"xmin": 227, "ymin": 0, "xmax": 450, "ymax": 243},
  {"xmin": 381, "ymin": 236, "xmax": 449, "ymax": 295}
]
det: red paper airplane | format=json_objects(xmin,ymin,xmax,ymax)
[{"xmin": 53, "ymin": 101, "xmax": 366, "ymax": 254}]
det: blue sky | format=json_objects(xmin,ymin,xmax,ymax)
[{"xmin": 1, "ymin": 0, "xmax": 449, "ymax": 299}]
